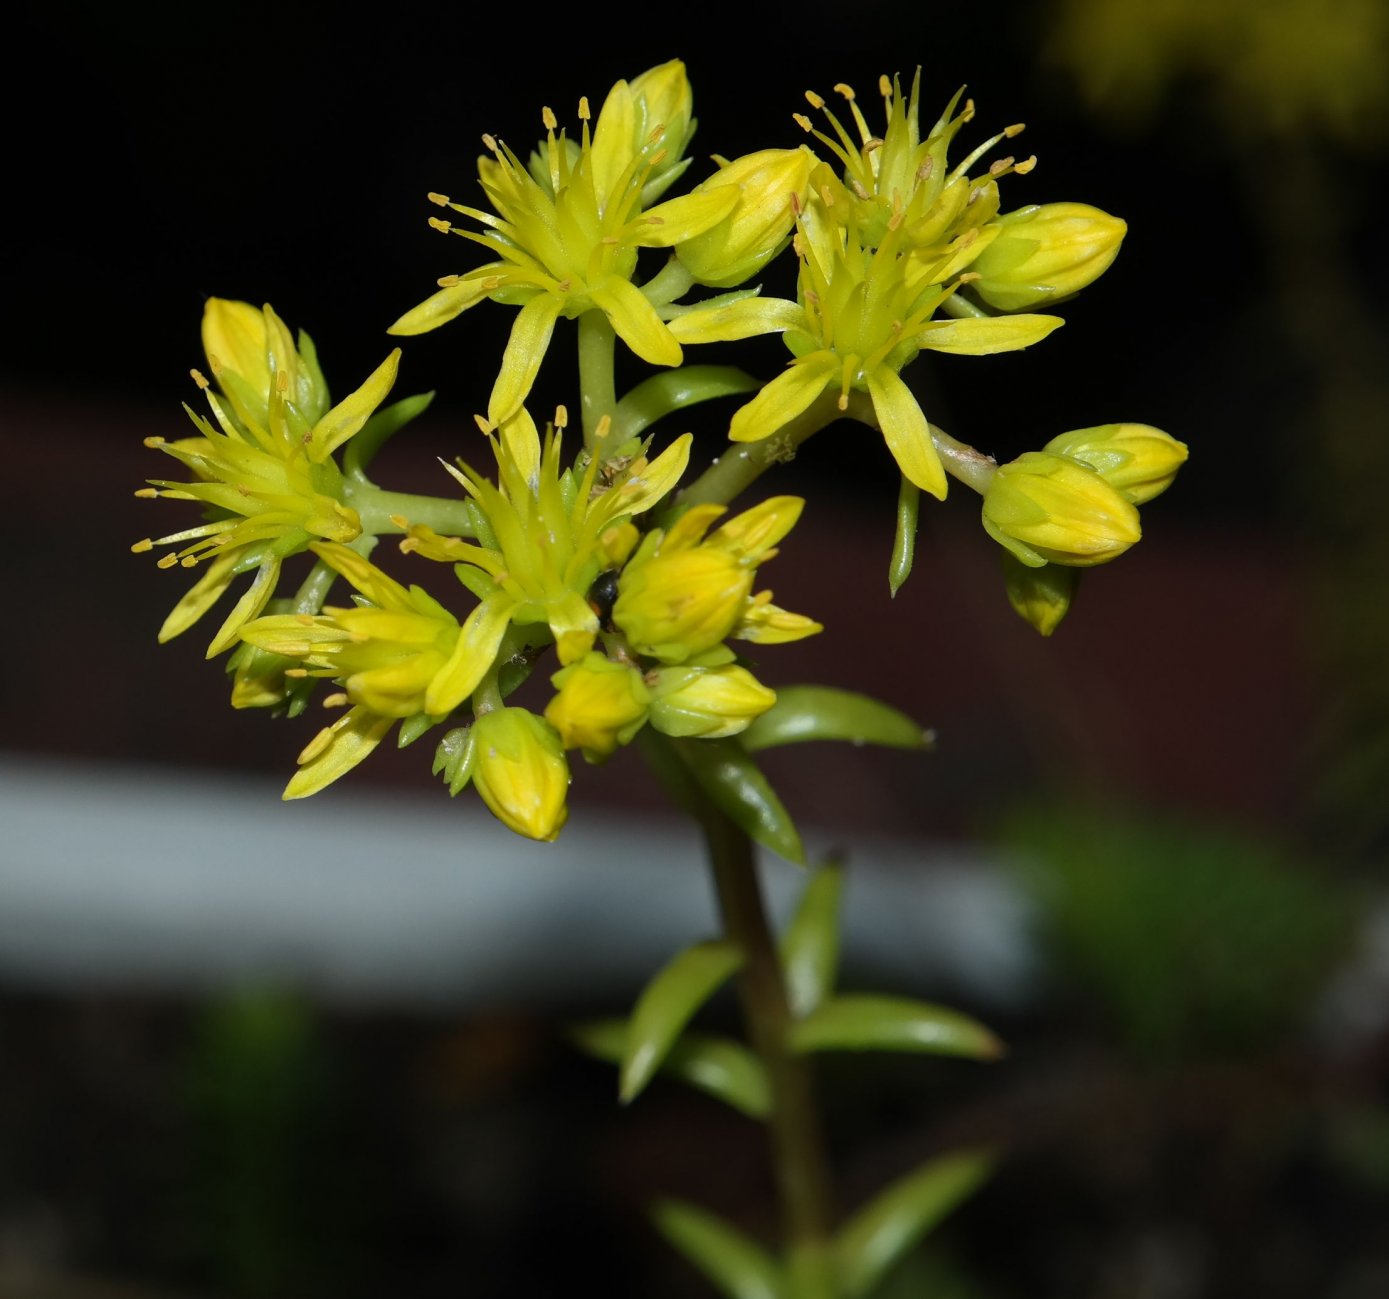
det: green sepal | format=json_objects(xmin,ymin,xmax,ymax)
[
  {"xmin": 342, "ymin": 391, "xmax": 436, "ymax": 481},
  {"xmin": 570, "ymin": 1018, "xmax": 770, "ymax": 1119},
  {"xmin": 652, "ymin": 1199, "xmax": 786, "ymax": 1299},
  {"xmin": 1001, "ymin": 551, "xmax": 1077, "ymax": 637},
  {"xmin": 620, "ymin": 940, "xmax": 744, "ymax": 1104},
  {"xmin": 787, "ymin": 995, "xmax": 1004, "ymax": 1060},
  {"xmin": 677, "ymin": 738, "xmax": 805, "ymax": 864},
  {"xmin": 779, "ymin": 861, "xmax": 845, "ymax": 1019},
  {"xmin": 834, "ymin": 1150, "xmax": 996, "ymax": 1298},
  {"xmin": 611, "ymin": 365, "xmax": 761, "ymax": 441},
  {"xmin": 742, "ymin": 687, "xmax": 933, "ymax": 754},
  {"xmin": 889, "ymin": 475, "xmax": 920, "ymax": 596},
  {"xmin": 396, "ymin": 712, "xmax": 436, "ymax": 749},
  {"xmin": 432, "ymin": 725, "xmax": 476, "ymax": 795}
]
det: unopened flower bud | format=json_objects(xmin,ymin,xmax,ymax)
[
  {"xmin": 648, "ymin": 665, "xmax": 777, "ymax": 739},
  {"xmin": 971, "ymin": 203, "xmax": 1126, "ymax": 312},
  {"xmin": 545, "ymin": 653, "xmax": 651, "ymax": 762},
  {"xmin": 630, "ymin": 59, "xmax": 694, "ymax": 165},
  {"xmin": 1043, "ymin": 423, "xmax": 1188, "ymax": 505},
  {"xmin": 201, "ymin": 299, "xmax": 330, "ymax": 428},
  {"xmin": 982, "ymin": 451, "xmax": 1141, "ymax": 568},
  {"xmin": 1000, "ymin": 552, "xmax": 1077, "ymax": 637},
  {"xmin": 676, "ymin": 148, "xmax": 812, "ymax": 288},
  {"xmin": 470, "ymin": 708, "xmax": 570, "ymax": 842},
  {"xmin": 613, "ymin": 546, "xmax": 753, "ymax": 663}
]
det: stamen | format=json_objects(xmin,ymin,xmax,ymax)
[
  {"xmin": 578, "ymin": 96, "xmax": 591, "ymax": 121},
  {"xmin": 157, "ymin": 554, "xmax": 179, "ymax": 569},
  {"xmin": 792, "ymin": 113, "xmax": 813, "ymax": 132},
  {"xmin": 1015, "ymin": 156, "xmax": 1037, "ymax": 174},
  {"xmin": 541, "ymin": 106, "xmax": 558, "ymax": 131},
  {"xmin": 804, "ymin": 90, "xmax": 825, "ymax": 109},
  {"xmin": 473, "ymin": 414, "xmax": 493, "ymax": 435},
  {"xmin": 593, "ymin": 414, "xmax": 612, "ymax": 441},
  {"xmin": 833, "ymin": 83, "xmax": 856, "ymax": 101},
  {"xmin": 879, "ymin": 74, "xmax": 892, "ymax": 98},
  {"xmin": 554, "ymin": 404, "xmax": 569, "ymax": 428},
  {"xmin": 917, "ymin": 157, "xmax": 934, "ymax": 181},
  {"xmin": 276, "ymin": 370, "xmax": 289, "ymax": 393},
  {"xmin": 389, "ymin": 514, "xmax": 409, "ymax": 529},
  {"xmin": 206, "ymin": 354, "xmax": 223, "ymax": 374},
  {"xmin": 989, "ymin": 157, "xmax": 1013, "ymax": 176},
  {"xmin": 481, "ymin": 133, "xmax": 499, "ymax": 153},
  {"xmin": 428, "ymin": 192, "xmax": 450, "ymax": 206},
  {"xmin": 437, "ymin": 274, "xmax": 461, "ymax": 287},
  {"xmin": 180, "ymin": 556, "xmax": 199, "ymax": 568},
  {"xmin": 143, "ymin": 436, "xmax": 166, "ymax": 448},
  {"xmin": 323, "ymin": 692, "xmax": 350, "ymax": 709},
  {"xmin": 134, "ymin": 488, "xmax": 158, "ymax": 499},
  {"xmin": 1004, "ymin": 123, "xmax": 1025, "ymax": 138},
  {"xmin": 189, "ymin": 368, "xmax": 209, "ymax": 390},
  {"xmin": 285, "ymin": 668, "xmax": 310, "ymax": 679},
  {"xmin": 428, "ymin": 217, "xmax": 452, "ymax": 233},
  {"xmin": 298, "ymin": 727, "xmax": 335, "ymax": 765},
  {"xmin": 131, "ymin": 538, "xmax": 154, "ymax": 553}
]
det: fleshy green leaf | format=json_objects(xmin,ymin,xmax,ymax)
[
  {"xmin": 677, "ymin": 738, "xmax": 806, "ymax": 864},
  {"xmin": 890, "ymin": 475, "xmax": 920, "ymax": 596},
  {"xmin": 787, "ymin": 995, "xmax": 1003, "ymax": 1060},
  {"xmin": 571, "ymin": 1019, "xmax": 770, "ymax": 1119},
  {"xmin": 780, "ymin": 862, "xmax": 845, "ymax": 1019},
  {"xmin": 611, "ymin": 366, "xmax": 761, "ymax": 441},
  {"xmin": 742, "ymin": 687, "xmax": 933, "ymax": 754},
  {"xmin": 621, "ymin": 940, "xmax": 744, "ymax": 1104},
  {"xmin": 653, "ymin": 1199, "xmax": 785, "ymax": 1299},
  {"xmin": 835, "ymin": 1150, "xmax": 996, "ymax": 1298}
]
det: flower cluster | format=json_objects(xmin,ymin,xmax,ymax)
[{"xmin": 134, "ymin": 60, "xmax": 1184, "ymax": 840}]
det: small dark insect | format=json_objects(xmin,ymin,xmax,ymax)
[{"xmin": 587, "ymin": 569, "xmax": 621, "ymax": 626}]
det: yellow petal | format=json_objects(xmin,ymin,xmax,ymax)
[
  {"xmin": 201, "ymin": 299, "xmax": 268, "ymax": 390},
  {"xmin": 283, "ymin": 706, "xmax": 394, "ymax": 799},
  {"xmin": 156, "ymin": 548, "xmax": 240, "ymax": 643},
  {"xmin": 589, "ymin": 279, "xmax": 682, "ymax": 367},
  {"xmin": 425, "ymin": 596, "xmax": 515, "ymax": 715},
  {"xmin": 590, "ymin": 432, "xmax": 692, "ymax": 526},
  {"xmin": 309, "ymin": 349, "xmax": 401, "ymax": 461},
  {"xmin": 497, "ymin": 407, "xmax": 542, "ymax": 490},
  {"xmin": 667, "ymin": 296, "xmax": 803, "ymax": 344},
  {"xmin": 728, "ymin": 355, "xmax": 835, "ymax": 443},
  {"xmin": 206, "ymin": 555, "xmax": 282, "ymax": 658},
  {"xmin": 866, "ymin": 367, "xmax": 947, "ymax": 500},
  {"xmin": 590, "ymin": 77, "xmax": 637, "ymax": 200},
  {"xmin": 629, "ymin": 187, "xmax": 740, "ymax": 247},
  {"xmin": 917, "ymin": 314, "xmax": 1064, "ymax": 355},
  {"xmin": 488, "ymin": 294, "xmax": 562, "ymax": 425},
  {"xmin": 308, "ymin": 542, "xmax": 414, "ymax": 611},
  {"xmin": 388, "ymin": 273, "xmax": 501, "ymax": 336},
  {"xmin": 547, "ymin": 590, "xmax": 600, "ymax": 666}
]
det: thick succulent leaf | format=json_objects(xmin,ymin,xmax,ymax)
[
  {"xmin": 835, "ymin": 1150, "xmax": 996, "ymax": 1298},
  {"xmin": 779, "ymin": 862, "xmax": 845, "ymax": 1019},
  {"xmin": 742, "ymin": 687, "xmax": 932, "ymax": 754},
  {"xmin": 611, "ymin": 365, "xmax": 761, "ymax": 441},
  {"xmin": 787, "ymin": 995, "xmax": 1004, "ymax": 1060},
  {"xmin": 620, "ymin": 940, "xmax": 744, "ymax": 1103},
  {"xmin": 571, "ymin": 1019, "xmax": 770, "ymax": 1119},
  {"xmin": 890, "ymin": 476, "xmax": 920, "ymax": 596},
  {"xmin": 677, "ymin": 738, "xmax": 805, "ymax": 864},
  {"xmin": 653, "ymin": 1199, "xmax": 785, "ymax": 1299}
]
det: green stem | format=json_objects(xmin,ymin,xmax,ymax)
[
  {"xmin": 641, "ymin": 255, "xmax": 697, "ymax": 307},
  {"xmin": 343, "ymin": 483, "xmax": 478, "ymax": 538},
  {"xmin": 642, "ymin": 733, "xmax": 838, "ymax": 1298},
  {"xmin": 578, "ymin": 310, "xmax": 619, "ymax": 449}
]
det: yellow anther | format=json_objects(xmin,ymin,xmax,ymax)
[
  {"xmin": 276, "ymin": 370, "xmax": 289, "ymax": 393},
  {"xmin": 917, "ymin": 158, "xmax": 934, "ymax": 180},
  {"xmin": 157, "ymin": 554, "xmax": 179, "ymax": 569},
  {"xmin": 554, "ymin": 404, "xmax": 569, "ymax": 428},
  {"xmin": 541, "ymin": 106, "xmax": 557, "ymax": 131},
  {"xmin": 1005, "ymin": 123, "xmax": 1026, "ymax": 138},
  {"xmin": 837, "ymin": 394, "xmax": 849, "ymax": 411},
  {"xmin": 323, "ymin": 692, "xmax": 349, "ymax": 709},
  {"xmin": 865, "ymin": 137, "xmax": 883, "ymax": 153},
  {"xmin": 206, "ymin": 353, "xmax": 223, "ymax": 374},
  {"xmin": 181, "ymin": 556, "xmax": 199, "ymax": 568},
  {"xmin": 428, "ymin": 216, "xmax": 452, "ymax": 233},
  {"xmin": 134, "ymin": 488, "xmax": 158, "ymax": 499},
  {"xmin": 481, "ymin": 133, "xmax": 498, "ymax": 152},
  {"xmin": 1015, "ymin": 155, "xmax": 1037, "ymax": 174},
  {"xmin": 473, "ymin": 414, "xmax": 492, "ymax": 435},
  {"xmin": 143, "ymin": 436, "xmax": 166, "ymax": 448},
  {"xmin": 792, "ymin": 112, "xmax": 812, "ymax": 132},
  {"xmin": 482, "ymin": 275, "xmax": 503, "ymax": 291},
  {"xmin": 131, "ymin": 538, "xmax": 154, "ymax": 553},
  {"xmin": 878, "ymin": 75, "xmax": 892, "ymax": 98},
  {"xmin": 578, "ymin": 96, "xmax": 590, "ymax": 120},
  {"xmin": 989, "ymin": 157, "xmax": 1013, "ymax": 176},
  {"xmin": 804, "ymin": 90, "xmax": 825, "ymax": 109},
  {"xmin": 594, "ymin": 414, "xmax": 612, "ymax": 441},
  {"xmin": 189, "ymin": 368, "xmax": 210, "ymax": 390},
  {"xmin": 285, "ymin": 668, "xmax": 310, "ymax": 679},
  {"xmin": 388, "ymin": 515, "xmax": 409, "ymax": 530},
  {"xmin": 428, "ymin": 191, "xmax": 450, "ymax": 206},
  {"xmin": 437, "ymin": 274, "xmax": 460, "ymax": 288},
  {"xmin": 833, "ymin": 82, "xmax": 856, "ymax": 101}
]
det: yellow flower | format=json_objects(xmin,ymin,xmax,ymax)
[
  {"xmin": 612, "ymin": 496, "xmax": 821, "ymax": 661},
  {"xmin": 132, "ymin": 300, "xmax": 400, "ymax": 657},
  {"xmin": 982, "ymin": 451, "xmax": 1141, "ymax": 568},
  {"xmin": 438, "ymin": 709, "xmax": 571, "ymax": 842},
  {"xmin": 239, "ymin": 543, "xmax": 476, "ymax": 798},
  {"xmin": 389, "ymin": 64, "xmax": 737, "ymax": 425},
  {"xmin": 647, "ymin": 663, "xmax": 777, "ymax": 738},
  {"xmin": 544, "ymin": 652, "xmax": 651, "ymax": 762},
  {"xmin": 399, "ymin": 408, "xmax": 692, "ymax": 695}
]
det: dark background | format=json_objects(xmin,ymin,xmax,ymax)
[{"xmin": 5, "ymin": 1, "xmax": 1389, "ymax": 1295}]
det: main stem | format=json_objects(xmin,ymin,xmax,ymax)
[{"xmin": 703, "ymin": 812, "xmax": 837, "ymax": 1298}]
